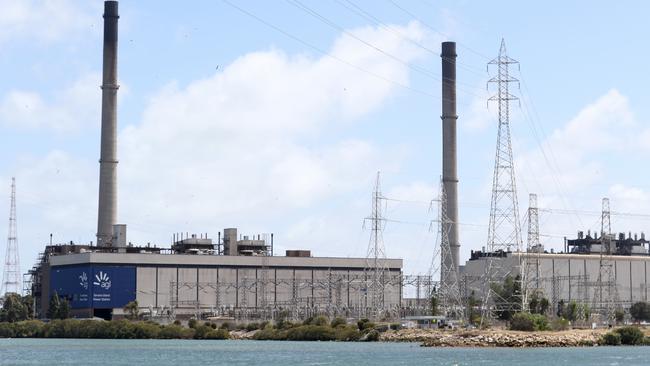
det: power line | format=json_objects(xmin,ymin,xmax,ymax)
[
  {"xmin": 220, "ymin": 0, "xmax": 438, "ymax": 99},
  {"xmin": 285, "ymin": 0, "xmax": 487, "ymax": 99}
]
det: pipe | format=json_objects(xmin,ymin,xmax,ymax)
[
  {"xmin": 441, "ymin": 41, "xmax": 460, "ymax": 271},
  {"xmin": 96, "ymin": 1, "xmax": 120, "ymax": 247}
]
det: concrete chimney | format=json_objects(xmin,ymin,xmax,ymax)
[
  {"xmin": 441, "ymin": 42, "xmax": 460, "ymax": 270},
  {"xmin": 96, "ymin": 1, "xmax": 119, "ymax": 247}
]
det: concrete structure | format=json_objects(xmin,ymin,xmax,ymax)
[
  {"xmin": 441, "ymin": 41, "xmax": 460, "ymax": 271},
  {"xmin": 461, "ymin": 252, "xmax": 650, "ymax": 311},
  {"xmin": 38, "ymin": 250, "xmax": 402, "ymax": 320},
  {"xmin": 96, "ymin": 1, "xmax": 120, "ymax": 247}
]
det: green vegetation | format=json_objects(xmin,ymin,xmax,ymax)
[
  {"xmin": 123, "ymin": 301, "xmax": 139, "ymax": 320},
  {"xmin": 551, "ymin": 317, "xmax": 570, "ymax": 331},
  {"xmin": 0, "ymin": 293, "xmax": 33, "ymax": 322},
  {"xmin": 509, "ymin": 312, "xmax": 549, "ymax": 331},
  {"xmin": 46, "ymin": 292, "xmax": 71, "ymax": 320},
  {"xmin": 253, "ymin": 316, "xmax": 373, "ymax": 342},
  {"xmin": 630, "ymin": 302, "xmax": 650, "ymax": 323},
  {"xmin": 0, "ymin": 319, "xmax": 230, "ymax": 340},
  {"xmin": 614, "ymin": 309, "xmax": 626, "ymax": 324},
  {"xmin": 528, "ymin": 293, "xmax": 550, "ymax": 315},
  {"xmin": 491, "ymin": 275, "xmax": 522, "ymax": 321},
  {"xmin": 602, "ymin": 326, "xmax": 645, "ymax": 346},
  {"xmin": 556, "ymin": 300, "xmax": 590, "ymax": 322},
  {"xmin": 430, "ymin": 293, "xmax": 439, "ymax": 316},
  {"xmin": 601, "ymin": 331, "xmax": 621, "ymax": 345}
]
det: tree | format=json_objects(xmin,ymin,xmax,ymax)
[
  {"xmin": 47, "ymin": 292, "xmax": 61, "ymax": 319},
  {"xmin": 47, "ymin": 292, "xmax": 71, "ymax": 320},
  {"xmin": 630, "ymin": 301, "xmax": 650, "ymax": 323},
  {"xmin": 467, "ymin": 291, "xmax": 481, "ymax": 325},
  {"xmin": 123, "ymin": 300, "xmax": 140, "ymax": 320},
  {"xmin": 0, "ymin": 293, "xmax": 29, "ymax": 322},
  {"xmin": 614, "ymin": 309, "xmax": 625, "ymax": 324},
  {"xmin": 528, "ymin": 293, "xmax": 550, "ymax": 315},
  {"xmin": 491, "ymin": 275, "xmax": 522, "ymax": 320},
  {"xmin": 430, "ymin": 293, "xmax": 439, "ymax": 316}
]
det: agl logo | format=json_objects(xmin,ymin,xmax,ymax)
[
  {"xmin": 93, "ymin": 271, "xmax": 112, "ymax": 290},
  {"xmin": 79, "ymin": 272, "xmax": 88, "ymax": 290}
]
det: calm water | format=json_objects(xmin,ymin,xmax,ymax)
[{"xmin": 0, "ymin": 339, "xmax": 648, "ymax": 365}]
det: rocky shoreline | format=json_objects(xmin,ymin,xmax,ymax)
[{"xmin": 380, "ymin": 329, "xmax": 611, "ymax": 347}]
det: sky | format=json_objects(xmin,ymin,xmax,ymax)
[{"xmin": 1, "ymin": 0, "xmax": 650, "ymax": 280}]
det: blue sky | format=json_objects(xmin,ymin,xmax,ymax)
[{"xmin": 1, "ymin": 0, "xmax": 650, "ymax": 279}]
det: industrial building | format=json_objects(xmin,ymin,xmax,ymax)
[
  {"xmin": 461, "ymin": 231, "xmax": 650, "ymax": 316},
  {"xmin": 31, "ymin": 228, "xmax": 402, "ymax": 320}
]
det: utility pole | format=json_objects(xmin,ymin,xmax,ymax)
[
  {"xmin": 482, "ymin": 39, "xmax": 524, "ymax": 322},
  {"xmin": 2, "ymin": 177, "xmax": 21, "ymax": 296}
]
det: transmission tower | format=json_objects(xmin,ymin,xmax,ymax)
[
  {"xmin": 364, "ymin": 172, "xmax": 388, "ymax": 317},
  {"xmin": 524, "ymin": 193, "xmax": 542, "ymax": 308},
  {"xmin": 601, "ymin": 197, "xmax": 611, "ymax": 235},
  {"xmin": 2, "ymin": 177, "xmax": 21, "ymax": 296},
  {"xmin": 481, "ymin": 39, "xmax": 524, "ymax": 322},
  {"xmin": 592, "ymin": 197, "xmax": 618, "ymax": 324},
  {"xmin": 437, "ymin": 180, "xmax": 464, "ymax": 319}
]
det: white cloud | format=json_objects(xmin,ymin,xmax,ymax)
[
  {"xmin": 0, "ymin": 73, "xmax": 101, "ymax": 132},
  {"xmin": 8, "ymin": 21, "xmax": 430, "ymax": 263},
  {"xmin": 0, "ymin": 0, "xmax": 95, "ymax": 44}
]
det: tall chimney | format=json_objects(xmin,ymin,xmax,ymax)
[
  {"xmin": 441, "ymin": 42, "xmax": 460, "ymax": 271},
  {"xmin": 96, "ymin": 1, "xmax": 119, "ymax": 247}
]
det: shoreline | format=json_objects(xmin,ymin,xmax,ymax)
[{"xmin": 381, "ymin": 328, "xmax": 639, "ymax": 347}]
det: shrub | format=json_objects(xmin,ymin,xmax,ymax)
[
  {"xmin": 602, "ymin": 332, "xmax": 621, "ymax": 346},
  {"xmin": 219, "ymin": 322, "xmax": 232, "ymax": 330},
  {"xmin": 330, "ymin": 317, "xmax": 346, "ymax": 328},
  {"xmin": 193, "ymin": 324, "xmax": 213, "ymax": 339},
  {"xmin": 357, "ymin": 319, "xmax": 375, "ymax": 332},
  {"xmin": 0, "ymin": 322, "xmax": 15, "ymax": 337},
  {"xmin": 630, "ymin": 302, "xmax": 650, "ymax": 322},
  {"xmin": 188, "ymin": 319, "xmax": 197, "ymax": 329},
  {"xmin": 551, "ymin": 317, "xmax": 570, "ymax": 331},
  {"xmin": 285, "ymin": 325, "xmax": 336, "ymax": 341},
  {"xmin": 362, "ymin": 330, "xmax": 380, "ymax": 342},
  {"xmin": 13, "ymin": 320, "xmax": 44, "ymax": 337},
  {"xmin": 160, "ymin": 325, "xmax": 189, "ymax": 339},
  {"xmin": 389, "ymin": 323, "xmax": 401, "ymax": 331},
  {"xmin": 334, "ymin": 325, "xmax": 361, "ymax": 341},
  {"xmin": 253, "ymin": 327, "xmax": 283, "ymax": 340},
  {"xmin": 310, "ymin": 316, "xmax": 329, "ymax": 327},
  {"xmin": 614, "ymin": 326, "xmax": 644, "ymax": 345},
  {"xmin": 509, "ymin": 313, "xmax": 534, "ymax": 331},
  {"xmin": 204, "ymin": 329, "xmax": 230, "ymax": 339},
  {"xmin": 173, "ymin": 320, "xmax": 181, "ymax": 326},
  {"xmin": 245, "ymin": 322, "xmax": 260, "ymax": 332}
]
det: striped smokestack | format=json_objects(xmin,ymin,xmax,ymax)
[{"xmin": 96, "ymin": 1, "xmax": 119, "ymax": 247}]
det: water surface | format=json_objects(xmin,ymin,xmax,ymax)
[{"xmin": 0, "ymin": 339, "xmax": 646, "ymax": 365}]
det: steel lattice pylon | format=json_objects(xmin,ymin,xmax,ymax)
[
  {"xmin": 524, "ymin": 193, "xmax": 542, "ymax": 305},
  {"xmin": 2, "ymin": 177, "xmax": 21, "ymax": 296},
  {"xmin": 364, "ymin": 172, "xmax": 388, "ymax": 317},
  {"xmin": 481, "ymin": 40, "xmax": 524, "ymax": 323},
  {"xmin": 486, "ymin": 39, "xmax": 522, "ymax": 254},
  {"xmin": 592, "ymin": 197, "xmax": 619, "ymax": 324},
  {"xmin": 437, "ymin": 180, "xmax": 464, "ymax": 319}
]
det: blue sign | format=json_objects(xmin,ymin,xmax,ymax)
[{"xmin": 50, "ymin": 265, "xmax": 136, "ymax": 309}]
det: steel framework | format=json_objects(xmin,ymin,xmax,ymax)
[
  {"xmin": 481, "ymin": 39, "xmax": 524, "ymax": 322},
  {"xmin": 1, "ymin": 177, "xmax": 21, "ymax": 296}
]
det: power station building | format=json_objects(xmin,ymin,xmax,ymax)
[
  {"xmin": 461, "ymin": 232, "xmax": 650, "ymax": 313},
  {"xmin": 31, "ymin": 232, "xmax": 402, "ymax": 320}
]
